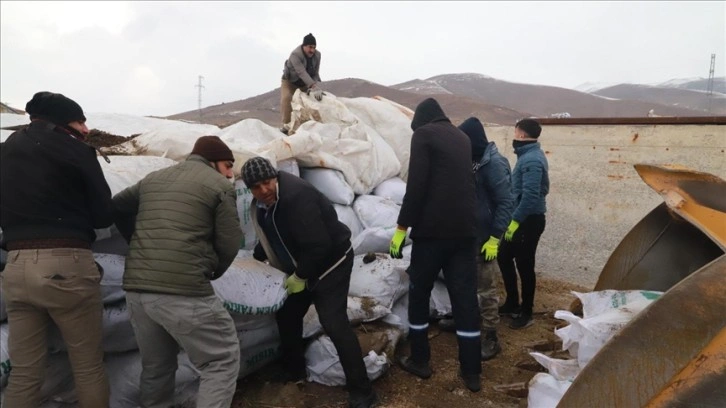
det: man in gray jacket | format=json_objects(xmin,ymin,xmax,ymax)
[
  {"xmin": 280, "ymin": 33, "xmax": 323, "ymax": 134},
  {"xmin": 113, "ymin": 136, "xmax": 243, "ymax": 408}
]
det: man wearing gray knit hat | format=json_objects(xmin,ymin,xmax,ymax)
[{"xmin": 241, "ymin": 156, "xmax": 379, "ymax": 408}]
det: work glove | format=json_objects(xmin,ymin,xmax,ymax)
[
  {"xmin": 504, "ymin": 220, "xmax": 520, "ymax": 241},
  {"xmin": 284, "ymin": 273, "xmax": 307, "ymax": 295},
  {"xmin": 481, "ymin": 236, "xmax": 500, "ymax": 261},
  {"xmin": 389, "ymin": 228, "xmax": 407, "ymax": 259},
  {"xmin": 311, "ymin": 88, "xmax": 324, "ymax": 101}
]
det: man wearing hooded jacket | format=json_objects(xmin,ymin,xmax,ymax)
[
  {"xmin": 436, "ymin": 117, "xmax": 514, "ymax": 361},
  {"xmin": 389, "ymin": 98, "xmax": 482, "ymax": 392},
  {"xmin": 241, "ymin": 156, "xmax": 378, "ymax": 408}
]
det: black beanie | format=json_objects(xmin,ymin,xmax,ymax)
[
  {"xmin": 190, "ymin": 136, "xmax": 234, "ymax": 162},
  {"xmin": 515, "ymin": 118, "xmax": 542, "ymax": 139},
  {"xmin": 25, "ymin": 91, "xmax": 86, "ymax": 125},
  {"xmin": 458, "ymin": 117, "xmax": 488, "ymax": 160},
  {"xmin": 241, "ymin": 157, "xmax": 279, "ymax": 187},
  {"xmin": 303, "ymin": 33, "xmax": 316, "ymax": 46}
]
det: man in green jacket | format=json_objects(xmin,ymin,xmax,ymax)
[{"xmin": 113, "ymin": 136, "xmax": 243, "ymax": 408}]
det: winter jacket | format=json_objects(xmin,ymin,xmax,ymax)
[
  {"xmin": 0, "ymin": 120, "xmax": 114, "ymax": 244},
  {"xmin": 282, "ymin": 46, "xmax": 322, "ymax": 88},
  {"xmin": 397, "ymin": 98, "xmax": 477, "ymax": 239},
  {"xmin": 473, "ymin": 142, "xmax": 514, "ymax": 243},
  {"xmin": 113, "ymin": 155, "xmax": 242, "ymax": 297},
  {"xmin": 251, "ymin": 171, "xmax": 351, "ymax": 283},
  {"xmin": 511, "ymin": 142, "xmax": 549, "ymax": 222}
]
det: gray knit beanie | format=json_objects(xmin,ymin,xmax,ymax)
[{"xmin": 241, "ymin": 157, "xmax": 279, "ymax": 187}]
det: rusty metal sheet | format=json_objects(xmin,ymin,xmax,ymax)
[
  {"xmin": 557, "ymin": 255, "xmax": 726, "ymax": 408},
  {"xmin": 593, "ymin": 165, "xmax": 726, "ymax": 292},
  {"xmin": 644, "ymin": 327, "xmax": 726, "ymax": 408}
]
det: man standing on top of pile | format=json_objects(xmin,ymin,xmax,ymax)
[
  {"xmin": 437, "ymin": 116, "xmax": 514, "ymax": 361},
  {"xmin": 241, "ymin": 156, "xmax": 378, "ymax": 408},
  {"xmin": 497, "ymin": 118, "xmax": 549, "ymax": 330},
  {"xmin": 0, "ymin": 91, "xmax": 114, "ymax": 407},
  {"xmin": 113, "ymin": 136, "xmax": 242, "ymax": 408},
  {"xmin": 389, "ymin": 98, "xmax": 483, "ymax": 393},
  {"xmin": 280, "ymin": 32, "xmax": 324, "ymax": 135}
]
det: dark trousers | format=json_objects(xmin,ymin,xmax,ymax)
[
  {"xmin": 407, "ymin": 238, "xmax": 481, "ymax": 375},
  {"xmin": 275, "ymin": 251, "xmax": 372, "ymax": 396},
  {"xmin": 497, "ymin": 214, "xmax": 546, "ymax": 316}
]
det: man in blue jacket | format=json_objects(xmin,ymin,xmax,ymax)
[
  {"xmin": 437, "ymin": 117, "xmax": 513, "ymax": 360},
  {"xmin": 497, "ymin": 119, "xmax": 549, "ymax": 329}
]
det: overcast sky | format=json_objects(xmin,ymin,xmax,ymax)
[{"xmin": 1, "ymin": 1, "xmax": 724, "ymax": 117}]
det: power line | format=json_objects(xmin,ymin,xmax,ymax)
[
  {"xmin": 195, "ymin": 75, "xmax": 205, "ymax": 121},
  {"xmin": 707, "ymin": 54, "xmax": 715, "ymax": 113}
]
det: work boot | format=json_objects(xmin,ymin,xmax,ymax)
[
  {"xmin": 509, "ymin": 312, "xmax": 533, "ymax": 330},
  {"xmin": 348, "ymin": 390, "xmax": 379, "ymax": 408},
  {"xmin": 480, "ymin": 330, "xmax": 501, "ymax": 361},
  {"xmin": 458, "ymin": 370, "xmax": 481, "ymax": 392},
  {"xmin": 498, "ymin": 302, "xmax": 521, "ymax": 318},
  {"xmin": 398, "ymin": 356, "xmax": 432, "ymax": 379},
  {"xmin": 279, "ymin": 126, "xmax": 289, "ymax": 135},
  {"xmin": 437, "ymin": 318, "xmax": 456, "ymax": 333}
]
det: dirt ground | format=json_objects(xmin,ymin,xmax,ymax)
[{"xmin": 231, "ymin": 276, "xmax": 589, "ymax": 408}]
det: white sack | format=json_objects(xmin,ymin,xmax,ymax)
[
  {"xmin": 529, "ymin": 352, "xmax": 581, "ymax": 381},
  {"xmin": 382, "ymin": 294, "xmax": 410, "ymax": 335},
  {"xmin": 338, "ymin": 97, "xmax": 413, "ymax": 181},
  {"xmin": 232, "ymin": 314, "xmax": 277, "ymax": 332},
  {"xmin": 349, "ymin": 254, "xmax": 409, "ymax": 309},
  {"xmin": 305, "ymin": 337, "xmax": 389, "ymax": 387},
  {"xmin": 333, "ymin": 204, "xmax": 364, "ymax": 240},
  {"xmin": 234, "ymin": 179, "xmax": 257, "ymax": 250},
  {"xmin": 94, "ymin": 253, "xmax": 126, "ymax": 305},
  {"xmin": 353, "ymin": 195, "xmax": 400, "ymax": 229},
  {"xmin": 85, "ymin": 113, "xmax": 211, "ymax": 138},
  {"xmin": 303, "ymin": 296, "xmax": 391, "ymax": 339},
  {"xmin": 99, "ymin": 155, "xmax": 178, "ymax": 196},
  {"xmin": 574, "ymin": 289, "xmax": 662, "ymax": 319},
  {"xmin": 101, "ymin": 123, "xmax": 220, "ymax": 159},
  {"xmin": 237, "ymin": 320, "xmax": 279, "ymax": 350},
  {"xmin": 372, "ymin": 177, "xmax": 407, "ymax": 205},
  {"xmin": 212, "ymin": 257, "xmax": 288, "ymax": 315},
  {"xmin": 1, "ymin": 323, "xmax": 9, "ymax": 387},
  {"xmin": 293, "ymin": 118, "xmax": 401, "ymax": 195},
  {"xmin": 527, "ymin": 373, "xmax": 572, "ymax": 408},
  {"xmin": 300, "ymin": 167, "xmax": 355, "ymax": 205},
  {"xmin": 430, "ymin": 279, "xmax": 452, "ymax": 318}
]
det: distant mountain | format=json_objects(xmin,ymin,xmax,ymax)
[
  {"xmin": 168, "ymin": 77, "xmax": 531, "ymax": 127},
  {"xmin": 390, "ymin": 73, "xmax": 707, "ymax": 119},
  {"xmin": 656, "ymin": 77, "xmax": 726, "ymax": 94},
  {"xmin": 168, "ymin": 73, "xmax": 718, "ymax": 127},
  {"xmin": 593, "ymin": 82, "xmax": 726, "ymax": 115}
]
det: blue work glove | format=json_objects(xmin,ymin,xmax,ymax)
[
  {"xmin": 389, "ymin": 228, "xmax": 407, "ymax": 259},
  {"xmin": 481, "ymin": 236, "xmax": 500, "ymax": 261},
  {"xmin": 504, "ymin": 220, "xmax": 520, "ymax": 241},
  {"xmin": 284, "ymin": 273, "xmax": 307, "ymax": 294}
]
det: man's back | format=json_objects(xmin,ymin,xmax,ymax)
[{"xmin": 114, "ymin": 156, "xmax": 241, "ymax": 296}]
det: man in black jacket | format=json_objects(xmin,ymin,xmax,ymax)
[
  {"xmin": 389, "ymin": 98, "xmax": 482, "ymax": 392},
  {"xmin": 0, "ymin": 92, "xmax": 114, "ymax": 407},
  {"xmin": 241, "ymin": 157, "xmax": 378, "ymax": 408}
]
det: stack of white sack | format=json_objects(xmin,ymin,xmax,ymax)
[
  {"xmin": 527, "ymin": 289, "xmax": 663, "ymax": 408},
  {"xmin": 1, "ymin": 93, "xmax": 422, "ymax": 405}
]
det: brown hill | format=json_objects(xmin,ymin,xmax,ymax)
[
  {"xmin": 167, "ymin": 78, "xmax": 531, "ymax": 127},
  {"xmin": 592, "ymin": 84, "xmax": 726, "ymax": 115},
  {"xmin": 392, "ymin": 73, "xmax": 710, "ymax": 119}
]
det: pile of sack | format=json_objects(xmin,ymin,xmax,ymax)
[
  {"xmin": 526, "ymin": 289, "xmax": 663, "ymax": 407},
  {"xmin": 0, "ymin": 90, "xmax": 449, "ymax": 406}
]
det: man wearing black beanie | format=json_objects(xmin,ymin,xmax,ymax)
[
  {"xmin": 280, "ymin": 32, "xmax": 323, "ymax": 134},
  {"xmin": 1, "ymin": 92, "xmax": 114, "ymax": 406}
]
